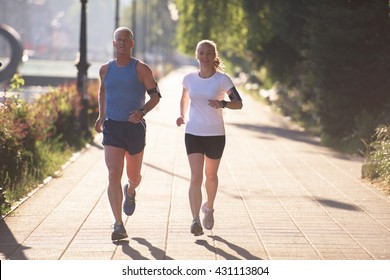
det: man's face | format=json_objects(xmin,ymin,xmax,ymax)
[{"xmin": 113, "ymin": 31, "xmax": 133, "ymax": 54}]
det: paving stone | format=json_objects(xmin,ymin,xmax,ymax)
[{"xmin": 1, "ymin": 67, "xmax": 390, "ymax": 260}]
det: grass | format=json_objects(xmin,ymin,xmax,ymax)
[{"xmin": 1, "ymin": 141, "xmax": 75, "ymax": 216}]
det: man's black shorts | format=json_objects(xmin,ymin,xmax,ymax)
[{"xmin": 102, "ymin": 119, "xmax": 146, "ymax": 155}]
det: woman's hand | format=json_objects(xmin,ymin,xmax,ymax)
[
  {"xmin": 176, "ymin": 116, "xmax": 185, "ymax": 127},
  {"xmin": 208, "ymin": 99, "xmax": 224, "ymax": 109}
]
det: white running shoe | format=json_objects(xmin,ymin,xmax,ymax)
[{"xmin": 202, "ymin": 203, "xmax": 215, "ymax": 230}]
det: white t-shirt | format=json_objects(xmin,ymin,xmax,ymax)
[{"xmin": 182, "ymin": 71, "xmax": 234, "ymax": 136}]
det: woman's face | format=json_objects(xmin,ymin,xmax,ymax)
[{"xmin": 196, "ymin": 43, "xmax": 216, "ymax": 67}]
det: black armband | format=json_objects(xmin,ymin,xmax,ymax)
[
  {"xmin": 147, "ymin": 84, "xmax": 162, "ymax": 98},
  {"xmin": 228, "ymin": 86, "xmax": 242, "ymax": 101}
]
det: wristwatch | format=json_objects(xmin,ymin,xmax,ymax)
[
  {"xmin": 139, "ymin": 108, "xmax": 146, "ymax": 116},
  {"xmin": 220, "ymin": 100, "xmax": 227, "ymax": 108}
]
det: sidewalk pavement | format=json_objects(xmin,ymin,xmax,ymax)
[{"xmin": 1, "ymin": 66, "xmax": 390, "ymax": 260}]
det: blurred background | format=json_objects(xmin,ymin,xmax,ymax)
[
  {"xmin": 0, "ymin": 0, "xmax": 179, "ymax": 85},
  {"xmin": 0, "ymin": 1, "xmax": 390, "ymax": 203},
  {"xmin": 0, "ymin": 0, "xmax": 390, "ymax": 146}
]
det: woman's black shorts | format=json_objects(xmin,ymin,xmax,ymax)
[{"xmin": 185, "ymin": 133, "xmax": 226, "ymax": 159}]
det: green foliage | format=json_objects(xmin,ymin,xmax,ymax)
[
  {"xmin": 175, "ymin": 0, "xmax": 248, "ymax": 70},
  {"xmin": 9, "ymin": 74, "xmax": 25, "ymax": 91},
  {"xmin": 362, "ymin": 124, "xmax": 390, "ymax": 186},
  {"xmin": 32, "ymin": 87, "xmax": 84, "ymax": 149},
  {"xmin": 174, "ymin": 0, "xmax": 390, "ymax": 143},
  {"xmin": 302, "ymin": 0, "xmax": 390, "ymax": 140},
  {"xmin": 0, "ymin": 99, "xmax": 37, "ymax": 191},
  {"xmin": 174, "ymin": 0, "xmax": 390, "ymax": 187},
  {"xmin": 0, "ymin": 82, "xmax": 99, "ymax": 216},
  {"xmin": 242, "ymin": 0, "xmax": 305, "ymax": 84}
]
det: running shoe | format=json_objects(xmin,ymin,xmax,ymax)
[
  {"xmin": 190, "ymin": 218, "xmax": 204, "ymax": 236},
  {"xmin": 111, "ymin": 222, "xmax": 128, "ymax": 241},
  {"xmin": 123, "ymin": 184, "xmax": 136, "ymax": 216},
  {"xmin": 202, "ymin": 202, "xmax": 215, "ymax": 230}
]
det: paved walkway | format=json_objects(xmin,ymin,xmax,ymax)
[{"xmin": 1, "ymin": 66, "xmax": 390, "ymax": 260}]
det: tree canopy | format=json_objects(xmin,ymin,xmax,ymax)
[{"xmin": 175, "ymin": 0, "xmax": 390, "ymax": 144}]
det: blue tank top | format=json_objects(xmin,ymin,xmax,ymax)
[{"xmin": 104, "ymin": 58, "xmax": 146, "ymax": 121}]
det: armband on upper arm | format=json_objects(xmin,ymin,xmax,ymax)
[
  {"xmin": 228, "ymin": 87, "xmax": 242, "ymax": 101},
  {"xmin": 147, "ymin": 84, "xmax": 162, "ymax": 98}
]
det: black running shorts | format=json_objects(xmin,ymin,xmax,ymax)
[
  {"xmin": 102, "ymin": 119, "xmax": 146, "ymax": 155},
  {"xmin": 185, "ymin": 133, "xmax": 226, "ymax": 159}
]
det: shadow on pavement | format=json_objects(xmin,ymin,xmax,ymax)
[
  {"xmin": 132, "ymin": 237, "xmax": 174, "ymax": 260},
  {"xmin": 195, "ymin": 239, "xmax": 239, "ymax": 260},
  {"xmin": 89, "ymin": 140, "xmax": 104, "ymax": 150},
  {"xmin": 314, "ymin": 197, "xmax": 363, "ymax": 212},
  {"xmin": 209, "ymin": 235, "xmax": 262, "ymax": 260},
  {"xmin": 143, "ymin": 162, "xmax": 190, "ymax": 182},
  {"xmin": 114, "ymin": 238, "xmax": 174, "ymax": 260},
  {"xmin": 217, "ymin": 188, "xmax": 242, "ymax": 200},
  {"xmin": 113, "ymin": 239, "xmax": 149, "ymax": 260},
  {"xmin": 227, "ymin": 122, "xmax": 360, "ymax": 161},
  {"xmin": 195, "ymin": 236, "xmax": 262, "ymax": 260},
  {"xmin": 0, "ymin": 220, "xmax": 29, "ymax": 260},
  {"xmin": 228, "ymin": 122, "xmax": 321, "ymax": 147}
]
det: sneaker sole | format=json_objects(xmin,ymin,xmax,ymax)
[
  {"xmin": 111, "ymin": 232, "xmax": 128, "ymax": 241},
  {"xmin": 192, "ymin": 230, "xmax": 204, "ymax": 236},
  {"xmin": 191, "ymin": 224, "xmax": 204, "ymax": 236},
  {"xmin": 202, "ymin": 220, "xmax": 214, "ymax": 230}
]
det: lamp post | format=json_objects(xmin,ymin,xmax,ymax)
[
  {"xmin": 132, "ymin": 0, "xmax": 136, "ymax": 55},
  {"xmin": 115, "ymin": 0, "xmax": 120, "ymax": 29},
  {"xmin": 114, "ymin": 0, "xmax": 119, "ymax": 58},
  {"xmin": 75, "ymin": 0, "xmax": 91, "ymax": 138}
]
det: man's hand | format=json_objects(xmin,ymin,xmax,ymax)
[
  {"xmin": 129, "ymin": 110, "xmax": 144, "ymax": 123},
  {"xmin": 94, "ymin": 118, "xmax": 104, "ymax": 133}
]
